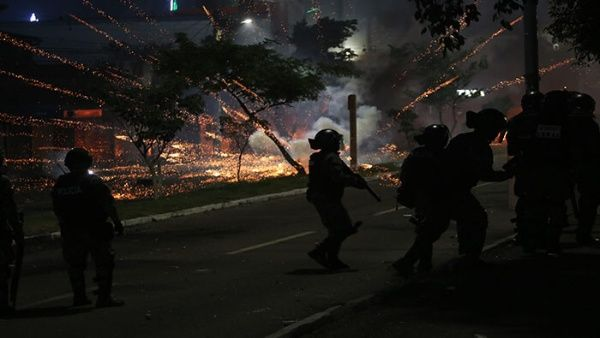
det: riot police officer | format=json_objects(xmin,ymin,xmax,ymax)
[
  {"xmin": 442, "ymin": 109, "xmax": 512, "ymax": 266},
  {"xmin": 306, "ymin": 129, "xmax": 367, "ymax": 270},
  {"xmin": 506, "ymin": 92, "xmax": 544, "ymax": 245},
  {"xmin": 567, "ymin": 92, "xmax": 600, "ymax": 245},
  {"xmin": 52, "ymin": 148, "xmax": 124, "ymax": 307},
  {"xmin": 0, "ymin": 152, "xmax": 21, "ymax": 316},
  {"xmin": 514, "ymin": 90, "xmax": 572, "ymax": 254},
  {"xmin": 393, "ymin": 124, "xmax": 450, "ymax": 276}
]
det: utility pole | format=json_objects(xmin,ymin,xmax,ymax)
[
  {"xmin": 523, "ymin": 0, "xmax": 540, "ymax": 93},
  {"xmin": 348, "ymin": 94, "xmax": 357, "ymax": 169}
]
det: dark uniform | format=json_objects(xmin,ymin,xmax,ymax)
[
  {"xmin": 506, "ymin": 92, "xmax": 544, "ymax": 244},
  {"xmin": 566, "ymin": 92, "xmax": 600, "ymax": 245},
  {"xmin": 52, "ymin": 148, "xmax": 123, "ymax": 307},
  {"xmin": 0, "ymin": 160, "xmax": 21, "ymax": 315},
  {"xmin": 393, "ymin": 124, "xmax": 449, "ymax": 276},
  {"xmin": 306, "ymin": 129, "xmax": 366, "ymax": 270},
  {"xmin": 441, "ymin": 109, "xmax": 511, "ymax": 264},
  {"xmin": 514, "ymin": 91, "xmax": 572, "ymax": 253}
]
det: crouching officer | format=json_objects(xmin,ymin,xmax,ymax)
[
  {"xmin": 393, "ymin": 124, "xmax": 450, "ymax": 276},
  {"xmin": 306, "ymin": 129, "xmax": 367, "ymax": 270},
  {"xmin": 52, "ymin": 148, "xmax": 124, "ymax": 307},
  {"xmin": 442, "ymin": 109, "xmax": 513, "ymax": 266},
  {"xmin": 0, "ymin": 152, "xmax": 22, "ymax": 316}
]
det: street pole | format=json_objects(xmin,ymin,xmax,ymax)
[
  {"xmin": 348, "ymin": 94, "xmax": 357, "ymax": 170},
  {"xmin": 523, "ymin": 0, "xmax": 540, "ymax": 93}
]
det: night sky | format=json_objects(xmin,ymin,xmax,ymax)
[{"xmin": 0, "ymin": 0, "xmax": 190, "ymax": 22}]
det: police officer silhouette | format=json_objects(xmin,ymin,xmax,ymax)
[
  {"xmin": 566, "ymin": 92, "xmax": 600, "ymax": 245},
  {"xmin": 514, "ymin": 91, "xmax": 572, "ymax": 254},
  {"xmin": 393, "ymin": 124, "xmax": 450, "ymax": 276},
  {"xmin": 0, "ymin": 152, "xmax": 21, "ymax": 316},
  {"xmin": 442, "ymin": 109, "xmax": 512, "ymax": 266},
  {"xmin": 52, "ymin": 148, "xmax": 124, "ymax": 307},
  {"xmin": 306, "ymin": 129, "xmax": 367, "ymax": 270}
]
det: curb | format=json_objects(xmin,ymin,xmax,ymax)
[
  {"xmin": 264, "ymin": 233, "xmax": 516, "ymax": 338},
  {"xmin": 24, "ymin": 187, "xmax": 308, "ymax": 243},
  {"xmin": 23, "ymin": 175, "xmax": 385, "ymax": 243}
]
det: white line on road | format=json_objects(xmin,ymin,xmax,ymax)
[
  {"xmin": 19, "ymin": 285, "xmax": 118, "ymax": 309},
  {"xmin": 226, "ymin": 231, "xmax": 317, "ymax": 255},
  {"xmin": 372, "ymin": 182, "xmax": 500, "ymax": 217},
  {"xmin": 373, "ymin": 206, "xmax": 406, "ymax": 217}
]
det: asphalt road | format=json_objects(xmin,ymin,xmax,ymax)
[{"xmin": 1, "ymin": 180, "xmax": 515, "ymax": 338}]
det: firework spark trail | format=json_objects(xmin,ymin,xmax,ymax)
[
  {"xmin": 397, "ymin": 75, "xmax": 460, "ymax": 116},
  {"xmin": 393, "ymin": 1, "xmax": 479, "ymax": 87},
  {"xmin": 230, "ymin": 79, "xmax": 265, "ymax": 103},
  {"xmin": 487, "ymin": 58, "xmax": 575, "ymax": 93},
  {"xmin": 451, "ymin": 16, "xmax": 523, "ymax": 69},
  {"xmin": 0, "ymin": 68, "xmax": 102, "ymax": 104},
  {"xmin": 69, "ymin": 14, "xmax": 154, "ymax": 64},
  {"xmin": 202, "ymin": 5, "xmax": 221, "ymax": 33},
  {"xmin": 0, "ymin": 31, "xmax": 143, "ymax": 89},
  {"xmin": 0, "ymin": 112, "xmax": 114, "ymax": 131},
  {"xmin": 81, "ymin": 0, "xmax": 157, "ymax": 61},
  {"xmin": 118, "ymin": 0, "xmax": 170, "ymax": 38}
]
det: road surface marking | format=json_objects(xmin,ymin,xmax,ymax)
[
  {"xmin": 226, "ymin": 231, "xmax": 316, "ymax": 255},
  {"xmin": 372, "ymin": 182, "xmax": 500, "ymax": 217},
  {"xmin": 19, "ymin": 285, "xmax": 118, "ymax": 309},
  {"xmin": 373, "ymin": 206, "xmax": 406, "ymax": 217}
]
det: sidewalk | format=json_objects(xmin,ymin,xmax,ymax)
[{"xmin": 302, "ymin": 230, "xmax": 600, "ymax": 338}]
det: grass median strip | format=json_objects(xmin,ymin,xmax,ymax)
[{"xmin": 21, "ymin": 175, "xmax": 309, "ymax": 237}]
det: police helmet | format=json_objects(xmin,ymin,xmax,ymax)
[
  {"xmin": 570, "ymin": 92, "xmax": 596, "ymax": 117},
  {"xmin": 521, "ymin": 91, "xmax": 544, "ymax": 111},
  {"xmin": 414, "ymin": 124, "xmax": 450, "ymax": 148},
  {"xmin": 466, "ymin": 108, "xmax": 507, "ymax": 132},
  {"xmin": 542, "ymin": 90, "xmax": 571, "ymax": 123},
  {"xmin": 64, "ymin": 148, "xmax": 93, "ymax": 171},
  {"xmin": 309, "ymin": 129, "xmax": 343, "ymax": 151}
]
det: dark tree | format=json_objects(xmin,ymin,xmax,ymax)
[
  {"xmin": 408, "ymin": 0, "xmax": 522, "ymax": 54},
  {"xmin": 409, "ymin": 0, "xmax": 600, "ymax": 64},
  {"xmin": 159, "ymin": 35, "xmax": 328, "ymax": 175},
  {"xmin": 290, "ymin": 17, "xmax": 359, "ymax": 76},
  {"xmin": 546, "ymin": 1, "xmax": 600, "ymax": 64},
  {"xmin": 219, "ymin": 116, "xmax": 254, "ymax": 182},
  {"xmin": 107, "ymin": 78, "xmax": 203, "ymax": 198}
]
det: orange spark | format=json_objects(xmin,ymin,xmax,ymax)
[
  {"xmin": 69, "ymin": 14, "xmax": 154, "ymax": 64},
  {"xmin": 0, "ymin": 68, "xmax": 102, "ymax": 104},
  {"xmin": 398, "ymin": 76, "xmax": 460, "ymax": 116}
]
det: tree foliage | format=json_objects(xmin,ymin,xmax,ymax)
[
  {"xmin": 219, "ymin": 116, "xmax": 255, "ymax": 182},
  {"xmin": 409, "ymin": 0, "xmax": 600, "ymax": 64},
  {"xmin": 290, "ymin": 17, "xmax": 359, "ymax": 76},
  {"xmin": 546, "ymin": 1, "xmax": 600, "ymax": 64},
  {"xmin": 107, "ymin": 77, "xmax": 203, "ymax": 197},
  {"xmin": 159, "ymin": 35, "xmax": 329, "ymax": 175}
]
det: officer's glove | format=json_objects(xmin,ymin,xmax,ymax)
[{"xmin": 114, "ymin": 221, "xmax": 125, "ymax": 236}]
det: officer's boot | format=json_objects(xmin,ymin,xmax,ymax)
[
  {"xmin": 327, "ymin": 237, "xmax": 349, "ymax": 270},
  {"xmin": 416, "ymin": 241, "xmax": 434, "ymax": 274},
  {"xmin": 308, "ymin": 241, "xmax": 331, "ymax": 269},
  {"xmin": 95, "ymin": 268, "xmax": 124, "ymax": 308},
  {"xmin": 68, "ymin": 268, "xmax": 91, "ymax": 306},
  {"xmin": 0, "ymin": 266, "xmax": 14, "ymax": 316}
]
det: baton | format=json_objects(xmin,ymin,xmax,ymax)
[{"xmin": 365, "ymin": 184, "xmax": 382, "ymax": 202}]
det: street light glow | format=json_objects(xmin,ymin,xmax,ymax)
[
  {"xmin": 29, "ymin": 13, "xmax": 39, "ymax": 22},
  {"xmin": 241, "ymin": 18, "xmax": 253, "ymax": 25}
]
